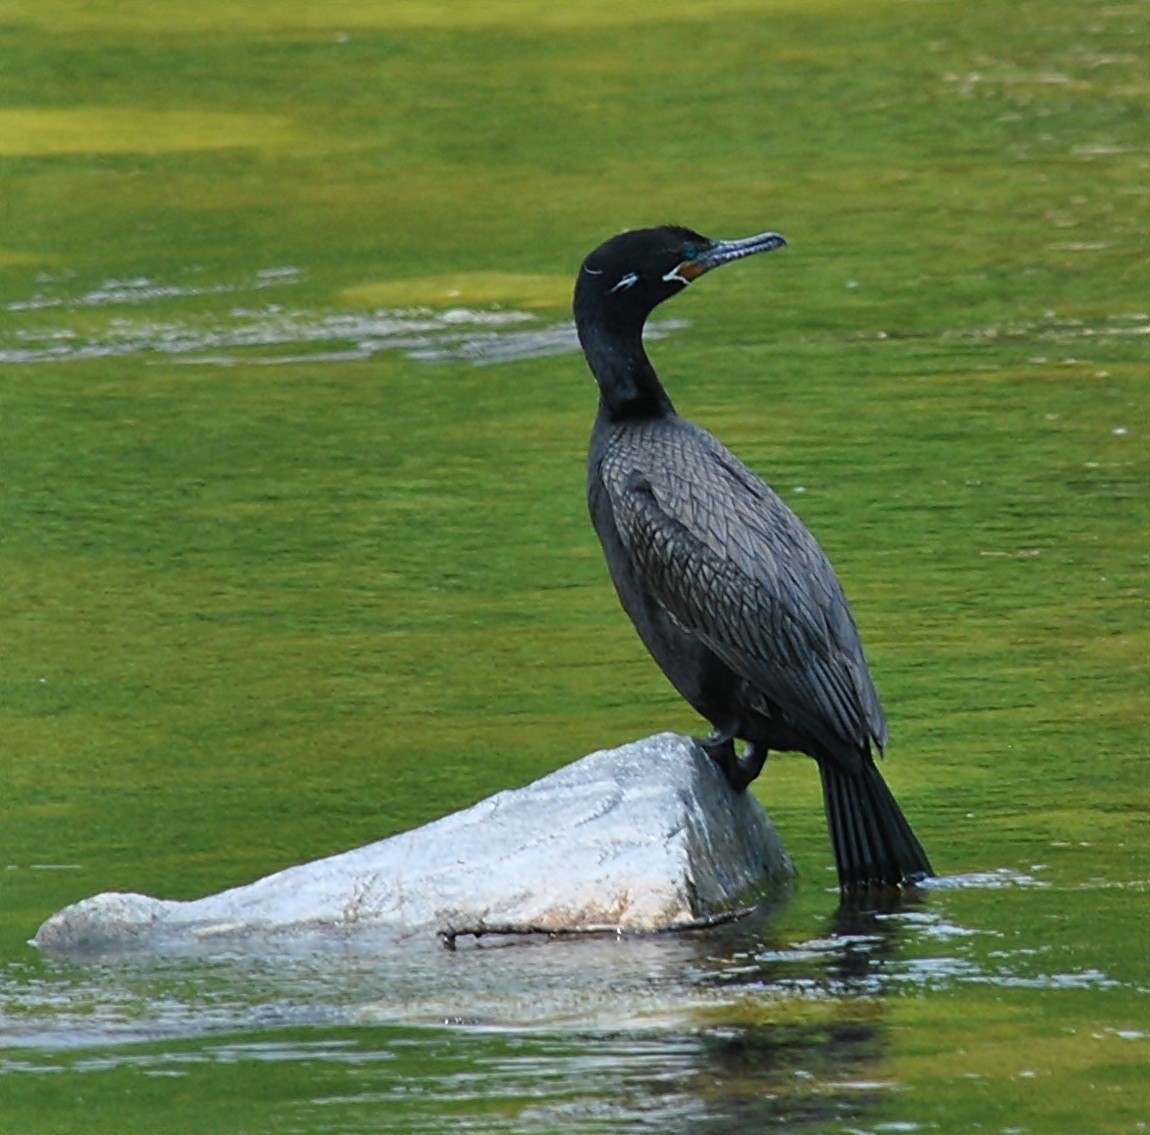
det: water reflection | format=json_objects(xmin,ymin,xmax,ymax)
[
  {"xmin": 0, "ymin": 878, "xmax": 1129, "ymax": 1133},
  {"xmin": 0, "ymin": 893, "xmax": 920, "ymax": 1132},
  {"xmin": 1, "ymin": 916, "xmax": 898, "ymax": 1133},
  {"xmin": 4, "ymin": 878, "xmax": 1114, "ymax": 1051}
]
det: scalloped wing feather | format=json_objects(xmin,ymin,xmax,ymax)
[{"xmin": 599, "ymin": 417, "xmax": 887, "ymax": 753}]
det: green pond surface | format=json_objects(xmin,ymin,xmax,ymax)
[{"xmin": 1, "ymin": 0, "xmax": 1147, "ymax": 1131}]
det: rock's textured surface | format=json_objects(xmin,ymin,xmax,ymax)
[{"xmin": 33, "ymin": 733, "xmax": 793, "ymax": 956}]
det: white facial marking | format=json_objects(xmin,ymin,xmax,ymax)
[
  {"xmin": 582, "ymin": 265, "xmax": 604, "ymax": 276},
  {"xmin": 608, "ymin": 272, "xmax": 639, "ymax": 294},
  {"xmin": 661, "ymin": 264, "xmax": 692, "ymax": 286}
]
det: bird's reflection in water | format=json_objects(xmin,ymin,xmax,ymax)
[{"xmin": 652, "ymin": 890, "xmax": 923, "ymax": 1133}]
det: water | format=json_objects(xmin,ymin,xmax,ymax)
[
  {"xmin": 4, "ymin": 265, "xmax": 1147, "ymax": 1132},
  {"xmin": 2, "ymin": 263, "xmax": 1146, "ymax": 1132},
  {"xmin": 2, "ymin": 875, "xmax": 1087, "ymax": 1046},
  {"xmin": 3, "ymin": 867, "xmax": 1146, "ymax": 1133},
  {"xmin": 0, "ymin": 270, "xmax": 686, "ymax": 368},
  {"xmin": 5, "ymin": 0, "xmax": 1147, "ymax": 1126}
]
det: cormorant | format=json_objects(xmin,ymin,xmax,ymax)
[{"xmin": 575, "ymin": 224, "xmax": 933, "ymax": 892}]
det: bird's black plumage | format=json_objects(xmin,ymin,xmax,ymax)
[{"xmin": 575, "ymin": 224, "xmax": 933, "ymax": 892}]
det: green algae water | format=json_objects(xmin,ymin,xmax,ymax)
[{"xmin": 2, "ymin": 1, "xmax": 1147, "ymax": 1131}]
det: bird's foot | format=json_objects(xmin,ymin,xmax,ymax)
[
  {"xmin": 735, "ymin": 742, "xmax": 768, "ymax": 790},
  {"xmin": 700, "ymin": 730, "xmax": 767, "ymax": 794},
  {"xmin": 700, "ymin": 729, "xmax": 740, "ymax": 786}
]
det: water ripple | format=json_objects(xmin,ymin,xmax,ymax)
[
  {"xmin": 1, "ymin": 270, "xmax": 686, "ymax": 367},
  {"xmin": 0, "ymin": 891, "xmax": 1130, "ymax": 1054}
]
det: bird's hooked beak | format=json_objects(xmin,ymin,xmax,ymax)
[{"xmin": 664, "ymin": 230, "xmax": 787, "ymax": 285}]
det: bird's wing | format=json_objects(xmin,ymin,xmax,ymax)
[{"xmin": 600, "ymin": 420, "xmax": 887, "ymax": 752}]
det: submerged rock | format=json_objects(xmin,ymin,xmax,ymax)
[{"xmin": 33, "ymin": 733, "xmax": 793, "ymax": 957}]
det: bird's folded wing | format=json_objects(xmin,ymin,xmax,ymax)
[{"xmin": 601, "ymin": 442, "xmax": 884, "ymax": 751}]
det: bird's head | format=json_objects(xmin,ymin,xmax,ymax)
[{"xmin": 574, "ymin": 224, "xmax": 786, "ymax": 333}]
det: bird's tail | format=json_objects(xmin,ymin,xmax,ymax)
[{"xmin": 819, "ymin": 758, "xmax": 933, "ymax": 892}]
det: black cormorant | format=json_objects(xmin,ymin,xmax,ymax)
[{"xmin": 575, "ymin": 224, "xmax": 933, "ymax": 892}]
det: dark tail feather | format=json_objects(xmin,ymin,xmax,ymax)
[{"xmin": 819, "ymin": 759, "xmax": 933, "ymax": 891}]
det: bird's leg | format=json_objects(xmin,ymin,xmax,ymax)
[
  {"xmin": 700, "ymin": 726, "xmax": 741, "ymax": 786},
  {"xmin": 700, "ymin": 728, "xmax": 769, "ymax": 794},
  {"xmin": 728, "ymin": 742, "xmax": 769, "ymax": 793}
]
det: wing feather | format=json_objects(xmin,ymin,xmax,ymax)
[{"xmin": 599, "ymin": 418, "xmax": 886, "ymax": 752}]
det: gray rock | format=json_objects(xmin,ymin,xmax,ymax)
[{"xmin": 33, "ymin": 733, "xmax": 794, "ymax": 957}]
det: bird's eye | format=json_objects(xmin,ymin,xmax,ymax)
[{"xmin": 682, "ymin": 243, "xmax": 698, "ymax": 260}]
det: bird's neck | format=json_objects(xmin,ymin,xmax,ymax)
[{"xmin": 577, "ymin": 319, "xmax": 675, "ymax": 422}]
